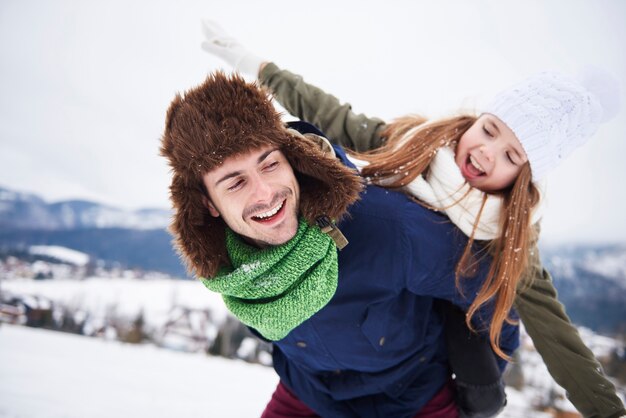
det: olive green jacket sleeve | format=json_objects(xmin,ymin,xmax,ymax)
[
  {"xmin": 259, "ymin": 62, "xmax": 626, "ymax": 418},
  {"xmin": 516, "ymin": 247, "xmax": 626, "ymax": 418},
  {"xmin": 259, "ymin": 62, "xmax": 386, "ymax": 152}
]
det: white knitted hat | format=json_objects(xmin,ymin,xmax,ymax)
[{"xmin": 485, "ymin": 68, "xmax": 621, "ymax": 181}]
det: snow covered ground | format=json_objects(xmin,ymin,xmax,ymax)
[
  {"xmin": 1, "ymin": 276, "xmax": 623, "ymax": 417},
  {"xmin": 0, "ymin": 323, "xmax": 554, "ymax": 418},
  {"xmin": 28, "ymin": 246, "xmax": 90, "ymax": 267},
  {"xmin": 0, "ymin": 324, "xmax": 278, "ymax": 418},
  {"xmin": 1, "ymin": 277, "xmax": 231, "ymax": 330},
  {"xmin": 3, "ymin": 277, "xmax": 223, "ymax": 316}
]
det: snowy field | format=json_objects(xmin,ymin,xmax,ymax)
[
  {"xmin": 0, "ymin": 277, "xmax": 230, "ymax": 323},
  {"xmin": 0, "ymin": 324, "xmax": 278, "ymax": 418},
  {"xmin": 2, "ymin": 277, "xmax": 622, "ymax": 417},
  {"xmin": 0, "ymin": 324, "xmax": 564, "ymax": 418}
]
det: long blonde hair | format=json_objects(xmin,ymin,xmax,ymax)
[{"xmin": 353, "ymin": 115, "xmax": 541, "ymax": 360}]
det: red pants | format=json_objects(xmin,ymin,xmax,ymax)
[{"xmin": 261, "ymin": 380, "xmax": 459, "ymax": 418}]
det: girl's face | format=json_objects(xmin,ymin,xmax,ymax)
[{"xmin": 455, "ymin": 114, "xmax": 528, "ymax": 192}]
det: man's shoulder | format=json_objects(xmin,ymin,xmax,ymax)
[{"xmin": 343, "ymin": 180, "xmax": 454, "ymax": 242}]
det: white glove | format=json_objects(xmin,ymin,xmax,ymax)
[{"xmin": 201, "ymin": 20, "xmax": 265, "ymax": 78}]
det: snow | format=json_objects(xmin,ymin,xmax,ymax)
[
  {"xmin": 76, "ymin": 206, "xmax": 170, "ymax": 230},
  {"xmin": 1, "ymin": 277, "xmax": 624, "ymax": 416},
  {"xmin": 578, "ymin": 327, "xmax": 621, "ymax": 359},
  {"xmin": 1, "ymin": 277, "xmax": 230, "ymax": 330},
  {"xmin": 501, "ymin": 389, "xmax": 553, "ymax": 418},
  {"xmin": 0, "ymin": 323, "xmax": 589, "ymax": 418},
  {"xmin": 0, "ymin": 324, "xmax": 278, "ymax": 418},
  {"xmin": 29, "ymin": 245, "xmax": 90, "ymax": 266},
  {"xmin": 0, "ymin": 189, "xmax": 40, "ymax": 203},
  {"xmin": 582, "ymin": 249, "xmax": 626, "ymax": 285}
]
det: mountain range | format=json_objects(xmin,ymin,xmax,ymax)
[
  {"xmin": 0, "ymin": 185, "xmax": 182, "ymax": 276},
  {"xmin": 541, "ymin": 245, "xmax": 626, "ymax": 334},
  {"xmin": 0, "ymin": 187, "xmax": 170, "ymax": 230},
  {"xmin": 1, "ymin": 185, "xmax": 625, "ymax": 334}
]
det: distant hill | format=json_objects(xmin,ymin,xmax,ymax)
[
  {"xmin": 0, "ymin": 185, "xmax": 185, "ymax": 277},
  {"xmin": 0, "ymin": 186, "xmax": 170, "ymax": 230},
  {"xmin": 0, "ymin": 228, "xmax": 187, "ymax": 277},
  {"xmin": 541, "ymin": 244, "xmax": 626, "ymax": 335}
]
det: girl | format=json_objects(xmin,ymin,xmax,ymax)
[{"xmin": 201, "ymin": 21, "xmax": 625, "ymax": 418}]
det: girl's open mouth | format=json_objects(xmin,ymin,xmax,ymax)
[{"xmin": 461, "ymin": 154, "xmax": 486, "ymax": 180}]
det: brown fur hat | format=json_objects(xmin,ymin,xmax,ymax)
[{"xmin": 160, "ymin": 72, "xmax": 363, "ymax": 279}]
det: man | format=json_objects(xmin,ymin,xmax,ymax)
[{"xmin": 160, "ymin": 72, "xmax": 518, "ymax": 417}]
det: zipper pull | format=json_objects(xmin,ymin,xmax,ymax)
[{"xmin": 316, "ymin": 216, "xmax": 349, "ymax": 250}]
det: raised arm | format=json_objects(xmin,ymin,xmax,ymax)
[
  {"xmin": 259, "ymin": 63, "xmax": 386, "ymax": 152},
  {"xmin": 515, "ymin": 241, "xmax": 626, "ymax": 417},
  {"xmin": 200, "ymin": 20, "xmax": 386, "ymax": 151}
]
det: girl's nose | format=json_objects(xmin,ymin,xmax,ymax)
[{"xmin": 480, "ymin": 145, "xmax": 494, "ymax": 162}]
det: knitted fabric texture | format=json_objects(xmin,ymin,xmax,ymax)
[
  {"xmin": 200, "ymin": 218, "xmax": 338, "ymax": 341},
  {"xmin": 485, "ymin": 70, "xmax": 621, "ymax": 181},
  {"xmin": 405, "ymin": 147, "xmax": 503, "ymax": 240}
]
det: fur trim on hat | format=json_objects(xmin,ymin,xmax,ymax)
[{"xmin": 161, "ymin": 72, "xmax": 363, "ymax": 278}]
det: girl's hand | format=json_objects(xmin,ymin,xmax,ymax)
[{"xmin": 201, "ymin": 20, "xmax": 265, "ymax": 79}]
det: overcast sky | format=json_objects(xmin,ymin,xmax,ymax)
[{"xmin": 1, "ymin": 0, "xmax": 624, "ymax": 244}]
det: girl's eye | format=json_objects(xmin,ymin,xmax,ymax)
[
  {"xmin": 506, "ymin": 152, "xmax": 516, "ymax": 165},
  {"xmin": 482, "ymin": 126, "xmax": 493, "ymax": 137}
]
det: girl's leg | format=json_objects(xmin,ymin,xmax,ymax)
[
  {"xmin": 260, "ymin": 381, "xmax": 320, "ymax": 418},
  {"xmin": 441, "ymin": 301, "xmax": 506, "ymax": 418}
]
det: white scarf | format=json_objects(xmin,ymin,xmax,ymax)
[{"xmin": 347, "ymin": 146, "xmax": 543, "ymax": 241}]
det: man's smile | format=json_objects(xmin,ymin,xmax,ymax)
[{"xmin": 251, "ymin": 199, "xmax": 286, "ymax": 224}]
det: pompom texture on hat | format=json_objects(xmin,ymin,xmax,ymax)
[
  {"xmin": 577, "ymin": 66, "xmax": 622, "ymax": 122},
  {"xmin": 485, "ymin": 69, "xmax": 620, "ymax": 181}
]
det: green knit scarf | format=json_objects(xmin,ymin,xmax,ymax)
[{"xmin": 200, "ymin": 218, "xmax": 338, "ymax": 341}]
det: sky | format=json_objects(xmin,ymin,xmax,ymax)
[{"xmin": 0, "ymin": 0, "xmax": 625, "ymax": 244}]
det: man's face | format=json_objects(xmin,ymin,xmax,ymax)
[{"xmin": 202, "ymin": 145, "xmax": 300, "ymax": 248}]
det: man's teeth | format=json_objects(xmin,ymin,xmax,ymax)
[
  {"xmin": 255, "ymin": 201, "xmax": 283, "ymax": 219},
  {"xmin": 469, "ymin": 155, "xmax": 485, "ymax": 173}
]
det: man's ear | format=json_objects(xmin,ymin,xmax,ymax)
[{"xmin": 202, "ymin": 195, "xmax": 220, "ymax": 218}]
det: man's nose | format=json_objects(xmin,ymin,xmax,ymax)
[{"xmin": 250, "ymin": 174, "xmax": 273, "ymax": 202}]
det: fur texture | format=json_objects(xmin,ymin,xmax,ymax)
[{"xmin": 160, "ymin": 72, "xmax": 363, "ymax": 278}]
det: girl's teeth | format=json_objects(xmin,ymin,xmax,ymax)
[
  {"xmin": 256, "ymin": 201, "xmax": 283, "ymax": 219},
  {"xmin": 469, "ymin": 155, "xmax": 485, "ymax": 173}
]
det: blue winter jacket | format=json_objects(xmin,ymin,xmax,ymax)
[{"xmin": 268, "ymin": 128, "xmax": 519, "ymax": 418}]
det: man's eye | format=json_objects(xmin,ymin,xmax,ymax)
[
  {"xmin": 227, "ymin": 179, "xmax": 244, "ymax": 191},
  {"xmin": 264, "ymin": 161, "xmax": 279, "ymax": 171}
]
